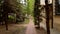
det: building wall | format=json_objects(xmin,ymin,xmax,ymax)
[{"xmin": 53, "ymin": 0, "xmax": 55, "ymax": 15}]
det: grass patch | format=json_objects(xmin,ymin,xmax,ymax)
[
  {"xmin": 24, "ymin": 18, "xmax": 29, "ymax": 24},
  {"xmin": 16, "ymin": 18, "xmax": 29, "ymax": 24}
]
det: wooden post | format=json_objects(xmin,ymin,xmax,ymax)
[
  {"xmin": 51, "ymin": 0, "xmax": 53, "ymax": 28},
  {"xmin": 45, "ymin": 0, "xmax": 50, "ymax": 34}
]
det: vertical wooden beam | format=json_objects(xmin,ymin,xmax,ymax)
[
  {"xmin": 51, "ymin": 0, "xmax": 53, "ymax": 28},
  {"xmin": 45, "ymin": 0, "xmax": 50, "ymax": 34}
]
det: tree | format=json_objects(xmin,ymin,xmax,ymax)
[
  {"xmin": 34, "ymin": 0, "xmax": 42, "ymax": 28},
  {"xmin": 0, "ymin": 0, "xmax": 4, "ymax": 24}
]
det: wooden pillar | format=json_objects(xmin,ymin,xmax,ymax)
[
  {"xmin": 45, "ymin": 0, "xmax": 50, "ymax": 34},
  {"xmin": 51, "ymin": 0, "xmax": 53, "ymax": 28}
]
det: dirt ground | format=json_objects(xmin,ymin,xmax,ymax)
[
  {"xmin": 0, "ymin": 17, "xmax": 46, "ymax": 34},
  {"xmin": 0, "ymin": 15, "xmax": 60, "ymax": 34},
  {"xmin": 54, "ymin": 15, "xmax": 60, "ymax": 31}
]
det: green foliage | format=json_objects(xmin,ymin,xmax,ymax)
[
  {"xmin": 8, "ymin": 14, "xmax": 16, "ymax": 20},
  {"xmin": 17, "ymin": 0, "xmax": 35, "ymax": 16},
  {"xmin": 16, "ymin": 0, "xmax": 35, "ymax": 16},
  {"xmin": 0, "ymin": 0, "xmax": 35, "ymax": 22},
  {"xmin": 27, "ymin": 0, "xmax": 34, "ymax": 15},
  {"xmin": 24, "ymin": 18, "xmax": 29, "ymax": 24},
  {"xmin": 0, "ymin": 0, "xmax": 3, "ymax": 17},
  {"xmin": 0, "ymin": 0, "xmax": 3, "ymax": 9}
]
